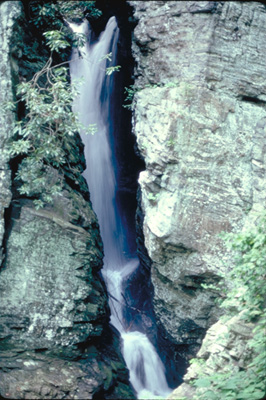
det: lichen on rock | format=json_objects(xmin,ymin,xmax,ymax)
[
  {"xmin": 168, "ymin": 314, "xmax": 255, "ymax": 399},
  {"xmin": 130, "ymin": 0, "xmax": 266, "ymax": 371},
  {"xmin": 0, "ymin": 185, "xmax": 135, "ymax": 398},
  {"xmin": 0, "ymin": 1, "xmax": 22, "ymax": 264},
  {"xmin": 0, "ymin": 1, "xmax": 135, "ymax": 398}
]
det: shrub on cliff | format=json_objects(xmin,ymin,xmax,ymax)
[{"xmin": 191, "ymin": 212, "xmax": 266, "ymax": 400}]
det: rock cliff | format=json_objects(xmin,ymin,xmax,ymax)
[
  {"xmin": 168, "ymin": 313, "xmax": 256, "ymax": 399},
  {"xmin": 0, "ymin": 193, "xmax": 133, "ymax": 399},
  {"xmin": 0, "ymin": 2, "xmax": 134, "ymax": 398},
  {"xmin": 0, "ymin": 1, "xmax": 20, "ymax": 265},
  {"xmin": 1, "ymin": 0, "xmax": 265, "ymax": 397},
  {"xmin": 130, "ymin": 0, "xmax": 266, "ymax": 370}
]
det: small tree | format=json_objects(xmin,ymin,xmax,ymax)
[
  {"xmin": 6, "ymin": 1, "xmax": 116, "ymax": 208},
  {"xmin": 7, "ymin": 29, "xmax": 94, "ymax": 208}
]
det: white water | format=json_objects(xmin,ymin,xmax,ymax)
[{"xmin": 69, "ymin": 17, "xmax": 171, "ymax": 399}]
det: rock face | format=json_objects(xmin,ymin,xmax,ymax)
[
  {"xmin": 0, "ymin": 1, "xmax": 21, "ymax": 264},
  {"xmin": 0, "ymin": 192, "xmax": 134, "ymax": 399},
  {"xmin": 0, "ymin": 155, "xmax": 136, "ymax": 389},
  {"xmin": 168, "ymin": 314, "xmax": 255, "ymax": 399},
  {"xmin": 130, "ymin": 0, "xmax": 266, "ymax": 361},
  {"xmin": 1, "ymin": 195, "xmax": 106, "ymax": 352},
  {"xmin": 0, "ymin": 2, "xmax": 135, "ymax": 398}
]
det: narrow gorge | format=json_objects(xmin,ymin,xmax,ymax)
[{"xmin": 0, "ymin": 1, "xmax": 265, "ymax": 400}]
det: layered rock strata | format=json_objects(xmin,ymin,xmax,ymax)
[
  {"xmin": 130, "ymin": 0, "xmax": 266, "ymax": 360},
  {"xmin": 168, "ymin": 314, "xmax": 255, "ymax": 399},
  {"xmin": 0, "ymin": 192, "xmax": 134, "ymax": 399}
]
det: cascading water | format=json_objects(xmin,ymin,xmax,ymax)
[{"xmin": 69, "ymin": 17, "xmax": 171, "ymax": 399}]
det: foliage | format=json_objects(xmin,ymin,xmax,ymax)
[
  {"xmin": 147, "ymin": 193, "xmax": 160, "ymax": 202},
  {"xmin": 7, "ymin": 1, "xmax": 103, "ymax": 208},
  {"xmin": 167, "ymin": 136, "xmax": 177, "ymax": 148},
  {"xmin": 56, "ymin": 0, "xmax": 102, "ymax": 21},
  {"xmin": 43, "ymin": 30, "xmax": 71, "ymax": 52},
  {"xmin": 106, "ymin": 65, "xmax": 121, "ymax": 76},
  {"xmin": 191, "ymin": 213, "xmax": 266, "ymax": 400},
  {"xmin": 25, "ymin": 1, "xmax": 102, "ymax": 69},
  {"xmin": 8, "ymin": 1, "xmax": 121, "ymax": 208},
  {"xmin": 221, "ymin": 220, "xmax": 266, "ymax": 318},
  {"xmin": 99, "ymin": 52, "xmax": 120, "ymax": 74},
  {"xmin": 29, "ymin": 1, "xmax": 102, "ymax": 29},
  {"xmin": 123, "ymin": 85, "xmax": 140, "ymax": 110},
  {"xmin": 8, "ymin": 55, "xmax": 88, "ymax": 208}
]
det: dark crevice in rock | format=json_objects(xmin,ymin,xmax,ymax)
[
  {"xmin": 153, "ymin": 266, "xmax": 174, "ymax": 286},
  {"xmin": 1, "ymin": 197, "xmax": 21, "ymax": 272},
  {"xmin": 157, "ymin": 322, "xmax": 188, "ymax": 389},
  {"xmin": 89, "ymin": 0, "xmax": 146, "ymax": 256},
  {"xmin": 34, "ymin": 348, "xmax": 48, "ymax": 353},
  {"xmin": 135, "ymin": 188, "xmax": 152, "ymax": 272},
  {"xmin": 1, "ymin": 212, "xmax": 11, "ymax": 272},
  {"xmin": 101, "ymin": 0, "xmax": 162, "ymax": 364},
  {"xmin": 94, "ymin": 3, "xmax": 184, "ymax": 393},
  {"xmin": 241, "ymin": 95, "xmax": 266, "ymax": 106},
  {"xmin": 182, "ymin": 273, "xmax": 222, "ymax": 289},
  {"xmin": 180, "ymin": 285, "xmax": 198, "ymax": 296},
  {"xmin": 189, "ymin": 2, "xmax": 220, "ymax": 15}
]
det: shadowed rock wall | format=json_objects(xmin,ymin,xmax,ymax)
[
  {"xmin": 0, "ymin": 1, "xmax": 21, "ymax": 264},
  {"xmin": 0, "ymin": 2, "xmax": 135, "ymax": 398}
]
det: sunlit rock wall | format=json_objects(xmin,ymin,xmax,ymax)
[
  {"xmin": 130, "ymin": 0, "xmax": 266, "ymax": 358},
  {"xmin": 168, "ymin": 313, "xmax": 255, "ymax": 399}
]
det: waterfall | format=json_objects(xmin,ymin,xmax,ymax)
[{"xmin": 69, "ymin": 17, "xmax": 171, "ymax": 399}]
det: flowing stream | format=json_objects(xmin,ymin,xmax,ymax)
[{"xmin": 69, "ymin": 17, "xmax": 171, "ymax": 399}]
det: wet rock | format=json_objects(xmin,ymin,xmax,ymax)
[{"xmin": 0, "ymin": 326, "xmax": 135, "ymax": 399}]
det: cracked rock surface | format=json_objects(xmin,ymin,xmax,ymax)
[
  {"xmin": 0, "ymin": 194, "xmax": 134, "ymax": 399},
  {"xmin": 0, "ymin": 2, "xmax": 135, "ymax": 398},
  {"xmin": 130, "ymin": 0, "xmax": 266, "ymax": 357},
  {"xmin": 0, "ymin": 1, "xmax": 21, "ymax": 264}
]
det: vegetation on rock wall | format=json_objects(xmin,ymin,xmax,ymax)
[
  {"xmin": 0, "ymin": 3, "xmax": 136, "ymax": 398},
  {"xmin": 29, "ymin": 0, "xmax": 102, "ymax": 26},
  {"xmin": 6, "ymin": 1, "xmax": 101, "ymax": 208},
  {"xmin": 7, "ymin": 49, "xmax": 92, "ymax": 208},
  {"xmin": 189, "ymin": 213, "xmax": 266, "ymax": 400}
]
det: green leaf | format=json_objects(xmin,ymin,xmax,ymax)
[
  {"xmin": 194, "ymin": 378, "xmax": 211, "ymax": 388},
  {"xmin": 105, "ymin": 65, "xmax": 121, "ymax": 75},
  {"xmin": 43, "ymin": 30, "xmax": 70, "ymax": 52},
  {"xmin": 99, "ymin": 52, "xmax": 112, "ymax": 62}
]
